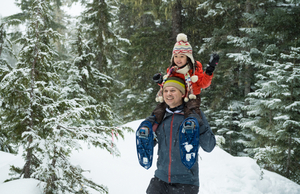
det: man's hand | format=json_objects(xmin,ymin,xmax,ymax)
[
  {"xmin": 145, "ymin": 115, "xmax": 156, "ymax": 126},
  {"xmin": 188, "ymin": 113, "xmax": 204, "ymax": 126}
]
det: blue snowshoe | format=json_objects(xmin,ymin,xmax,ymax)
[
  {"xmin": 179, "ymin": 117, "xmax": 200, "ymax": 169},
  {"xmin": 136, "ymin": 120, "xmax": 154, "ymax": 170}
]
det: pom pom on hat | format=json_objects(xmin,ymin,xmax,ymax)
[
  {"xmin": 184, "ymin": 97, "xmax": 189, "ymax": 102},
  {"xmin": 189, "ymin": 94, "xmax": 196, "ymax": 100},
  {"xmin": 176, "ymin": 33, "xmax": 188, "ymax": 42},
  {"xmin": 158, "ymin": 96, "xmax": 163, "ymax": 103},
  {"xmin": 155, "ymin": 97, "xmax": 159, "ymax": 102},
  {"xmin": 191, "ymin": 75, "xmax": 198, "ymax": 83}
]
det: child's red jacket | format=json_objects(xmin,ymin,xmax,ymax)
[{"xmin": 167, "ymin": 61, "xmax": 213, "ymax": 95}]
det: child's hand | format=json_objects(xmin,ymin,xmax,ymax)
[
  {"xmin": 206, "ymin": 53, "xmax": 219, "ymax": 75},
  {"xmin": 153, "ymin": 73, "xmax": 163, "ymax": 84},
  {"xmin": 209, "ymin": 53, "xmax": 220, "ymax": 65}
]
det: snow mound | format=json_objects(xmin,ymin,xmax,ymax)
[{"xmin": 0, "ymin": 179, "xmax": 44, "ymax": 194}]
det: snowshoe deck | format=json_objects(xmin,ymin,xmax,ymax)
[
  {"xmin": 136, "ymin": 120, "xmax": 154, "ymax": 170},
  {"xmin": 179, "ymin": 117, "xmax": 200, "ymax": 169}
]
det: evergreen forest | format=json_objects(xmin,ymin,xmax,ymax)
[{"xmin": 0, "ymin": 0, "xmax": 299, "ymax": 193}]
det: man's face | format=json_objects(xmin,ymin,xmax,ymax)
[{"xmin": 163, "ymin": 86, "xmax": 184, "ymax": 108}]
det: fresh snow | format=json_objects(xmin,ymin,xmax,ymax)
[
  {"xmin": 0, "ymin": 179, "xmax": 44, "ymax": 194},
  {"xmin": 1, "ymin": 119, "xmax": 300, "ymax": 194},
  {"xmin": 184, "ymin": 143, "xmax": 193, "ymax": 152}
]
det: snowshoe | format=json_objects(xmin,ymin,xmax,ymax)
[
  {"xmin": 136, "ymin": 120, "xmax": 154, "ymax": 170},
  {"xmin": 179, "ymin": 117, "xmax": 200, "ymax": 169}
]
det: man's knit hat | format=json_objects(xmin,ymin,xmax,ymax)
[
  {"xmin": 171, "ymin": 33, "xmax": 195, "ymax": 64},
  {"xmin": 163, "ymin": 76, "xmax": 186, "ymax": 95}
]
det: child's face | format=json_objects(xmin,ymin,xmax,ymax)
[{"xmin": 173, "ymin": 54, "xmax": 187, "ymax": 67}]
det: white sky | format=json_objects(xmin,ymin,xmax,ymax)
[
  {"xmin": 0, "ymin": 0, "xmax": 83, "ymax": 18},
  {"xmin": 0, "ymin": 0, "xmax": 21, "ymax": 18}
]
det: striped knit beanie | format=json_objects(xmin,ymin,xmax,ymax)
[
  {"xmin": 163, "ymin": 76, "xmax": 186, "ymax": 95},
  {"xmin": 171, "ymin": 33, "xmax": 195, "ymax": 64}
]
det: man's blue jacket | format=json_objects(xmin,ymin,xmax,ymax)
[{"xmin": 151, "ymin": 104, "xmax": 216, "ymax": 187}]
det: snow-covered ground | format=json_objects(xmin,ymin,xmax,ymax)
[{"xmin": 1, "ymin": 119, "xmax": 300, "ymax": 194}]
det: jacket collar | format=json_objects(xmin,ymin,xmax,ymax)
[{"xmin": 166, "ymin": 104, "xmax": 184, "ymax": 114}]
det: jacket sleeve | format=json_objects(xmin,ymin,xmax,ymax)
[
  {"xmin": 198, "ymin": 110, "xmax": 216, "ymax": 153},
  {"xmin": 194, "ymin": 61, "xmax": 213, "ymax": 89}
]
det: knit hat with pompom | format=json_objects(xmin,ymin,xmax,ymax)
[
  {"xmin": 170, "ymin": 33, "xmax": 195, "ymax": 64},
  {"xmin": 163, "ymin": 76, "xmax": 186, "ymax": 95}
]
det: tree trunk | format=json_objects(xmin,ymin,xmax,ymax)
[
  {"xmin": 243, "ymin": 0, "xmax": 252, "ymax": 117},
  {"xmin": 0, "ymin": 24, "xmax": 4, "ymax": 57},
  {"xmin": 24, "ymin": 141, "xmax": 32, "ymax": 178},
  {"xmin": 51, "ymin": 147, "xmax": 57, "ymax": 190},
  {"xmin": 244, "ymin": 0, "xmax": 252, "ymax": 99},
  {"xmin": 286, "ymin": 135, "xmax": 291, "ymax": 178},
  {"xmin": 24, "ymin": 19, "xmax": 39, "ymax": 178},
  {"xmin": 171, "ymin": 0, "xmax": 182, "ymax": 39}
]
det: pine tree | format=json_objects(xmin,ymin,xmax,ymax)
[
  {"xmin": 210, "ymin": 101, "xmax": 245, "ymax": 155},
  {"xmin": 81, "ymin": 0, "xmax": 120, "ymax": 74},
  {"xmin": 68, "ymin": 19, "xmax": 125, "ymax": 139},
  {"xmin": 0, "ymin": 19, "xmax": 19, "ymax": 153},
  {"xmin": 78, "ymin": 0, "xmax": 128, "ymax": 124},
  {"xmin": 273, "ymin": 46, "xmax": 300, "ymax": 183},
  {"xmin": 226, "ymin": 0, "xmax": 300, "ymax": 183},
  {"xmin": 117, "ymin": 2, "xmax": 172, "ymax": 121},
  {"xmin": 240, "ymin": 44, "xmax": 300, "ymax": 183},
  {"xmin": 200, "ymin": 1, "xmax": 300, "ymax": 162},
  {"xmin": 195, "ymin": 0, "xmax": 255, "ymax": 156},
  {"xmin": 0, "ymin": 0, "xmax": 63, "ymax": 180},
  {"xmin": 0, "ymin": 0, "xmax": 122, "ymax": 193}
]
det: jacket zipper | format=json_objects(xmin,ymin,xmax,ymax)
[
  {"xmin": 168, "ymin": 114, "xmax": 174, "ymax": 183},
  {"xmin": 162, "ymin": 123, "xmax": 167, "ymax": 146}
]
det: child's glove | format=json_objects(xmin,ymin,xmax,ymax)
[
  {"xmin": 153, "ymin": 73, "xmax": 163, "ymax": 84},
  {"xmin": 206, "ymin": 53, "xmax": 220, "ymax": 75}
]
